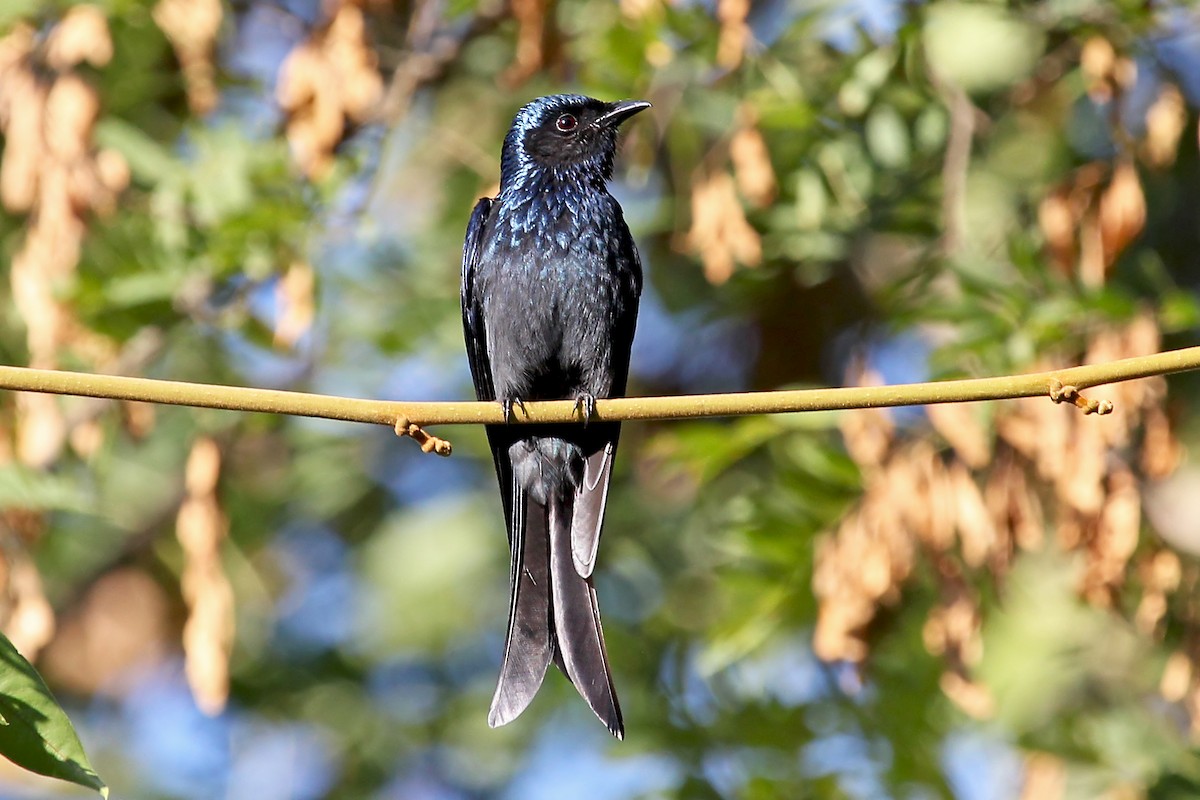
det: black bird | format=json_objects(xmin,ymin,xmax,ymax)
[{"xmin": 460, "ymin": 94, "xmax": 649, "ymax": 738}]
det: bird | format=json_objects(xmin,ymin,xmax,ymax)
[{"xmin": 460, "ymin": 94, "xmax": 650, "ymax": 739}]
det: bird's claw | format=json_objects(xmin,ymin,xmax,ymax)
[
  {"xmin": 501, "ymin": 397, "xmax": 529, "ymax": 422},
  {"xmin": 573, "ymin": 392, "xmax": 596, "ymax": 424}
]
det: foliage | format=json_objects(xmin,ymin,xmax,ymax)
[
  {"xmin": 0, "ymin": 0, "xmax": 1199, "ymax": 798},
  {"xmin": 0, "ymin": 632, "xmax": 105, "ymax": 796}
]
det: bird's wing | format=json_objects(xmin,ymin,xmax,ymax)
[
  {"xmin": 463, "ymin": 198, "xmax": 556, "ymax": 726},
  {"xmin": 461, "ymin": 197, "xmax": 517, "ymax": 535},
  {"xmin": 551, "ymin": 495, "xmax": 624, "ymax": 738},
  {"xmin": 461, "ymin": 197, "xmax": 496, "ymax": 404},
  {"xmin": 556, "ymin": 225, "xmax": 635, "ymax": 734},
  {"xmin": 570, "ymin": 223, "xmax": 641, "ymax": 579}
]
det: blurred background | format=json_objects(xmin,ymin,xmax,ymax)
[{"xmin": 2, "ymin": 0, "xmax": 1200, "ymax": 797}]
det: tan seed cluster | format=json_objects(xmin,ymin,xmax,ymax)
[
  {"xmin": 815, "ymin": 312, "xmax": 1184, "ymax": 721},
  {"xmin": 0, "ymin": 9, "xmax": 130, "ymax": 468},
  {"xmin": 1020, "ymin": 753, "xmax": 1066, "ymax": 800},
  {"xmin": 1041, "ymin": 49, "xmax": 1187, "ymax": 286},
  {"xmin": 1039, "ymin": 161, "xmax": 1146, "ymax": 287},
  {"xmin": 716, "ymin": 0, "xmax": 751, "ymax": 69},
  {"xmin": 620, "ymin": 0, "xmax": 667, "ymax": 19},
  {"xmin": 0, "ymin": 536, "xmax": 56, "ymax": 662},
  {"xmin": 682, "ymin": 170, "xmax": 762, "ymax": 284},
  {"xmin": 1080, "ymin": 36, "xmax": 1137, "ymax": 106},
  {"xmin": 273, "ymin": 261, "xmax": 316, "ymax": 348},
  {"xmin": 153, "ymin": 0, "xmax": 224, "ymax": 114},
  {"xmin": 730, "ymin": 107, "xmax": 776, "ymax": 208},
  {"xmin": 277, "ymin": 1, "xmax": 383, "ymax": 178},
  {"xmin": 502, "ymin": 0, "xmax": 552, "ymax": 86},
  {"xmin": 176, "ymin": 437, "xmax": 235, "ymax": 715},
  {"xmin": 1141, "ymin": 84, "xmax": 1187, "ymax": 169}
]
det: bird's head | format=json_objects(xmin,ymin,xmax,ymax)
[{"xmin": 500, "ymin": 94, "xmax": 651, "ymax": 190}]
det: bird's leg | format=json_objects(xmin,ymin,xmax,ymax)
[
  {"xmin": 501, "ymin": 396, "xmax": 529, "ymax": 422},
  {"xmin": 573, "ymin": 392, "xmax": 597, "ymax": 425}
]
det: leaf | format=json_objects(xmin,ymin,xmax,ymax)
[
  {"xmin": 93, "ymin": 118, "xmax": 181, "ymax": 184},
  {"xmin": 922, "ymin": 3, "xmax": 1044, "ymax": 93},
  {"xmin": 0, "ymin": 633, "xmax": 107, "ymax": 797},
  {"xmin": 0, "ymin": 0, "xmax": 37, "ymax": 27},
  {"xmin": 865, "ymin": 104, "xmax": 910, "ymax": 169},
  {"xmin": 0, "ymin": 466, "xmax": 92, "ymax": 514}
]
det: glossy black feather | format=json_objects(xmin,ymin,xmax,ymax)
[
  {"xmin": 461, "ymin": 197, "xmax": 495, "ymax": 404},
  {"xmin": 461, "ymin": 94, "xmax": 647, "ymax": 738}
]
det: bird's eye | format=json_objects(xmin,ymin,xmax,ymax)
[{"xmin": 555, "ymin": 113, "xmax": 578, "ymax": 133}]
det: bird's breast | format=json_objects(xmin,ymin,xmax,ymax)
[
  {"xmin": 489, "ymin": 191, "xmax": 622, "ymax": 291},
  {"xmin": 480, "ymin": 191, "xmax": 633, "ymax": 398}
]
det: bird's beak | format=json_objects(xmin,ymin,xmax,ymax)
[{"xmin": 594, "ymin": 100, "xmax": 652, "ymax": 130}]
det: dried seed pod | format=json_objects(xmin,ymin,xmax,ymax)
[
  {"xmin": 1160, "ymin": 651, "xmax": 1191, "ymax": 702},
  {"xmin": 1081, "ymin": 37, "xmax": 1115, "ymax": 102},
  {"xmin": 840, "ymin": 405, "xmax": 894, "ymax": 470},
  {"xmin": 15, "ymin": 393, "xmax": 65, "ymax": 468},
  {"xmin": 684, "ymin": 169, "xmax": 762, "ymax": 284},
  {"xmin": 5, "ymin": 556, "xmax": 55, "ymax": 660},
  {"xmin": 621, "ymin": 0, "xmax": 663, "ymax": 19},
  {"xmin": 949, "ymin": 462, "xmax": 996, "ymax": 568},
  {"xmin": 177, "ymin": 437, "xmax": 234, "ymax": 715},
  {"xmin": 1142, "ymin": 84, "xmax": 1187, "ymax": 168},
  {"xmin": 1093, "ymin": 467, "xmax": 1141, "ymax": 585},
  {"xmin": 502, "ymin": 0, "xmax": 549, "ymax": 85},
  {"xmin": 940, "ymin": 671, "xmax": 994, "ymax": 719},
  {"xmin": 1141, "ymin": 407, "xmax": 1181, "ymax": 480},
  {"xmin": 95, "ymin": 147, "xmax": 130, "ymax": 194},
  {"xmin": 1020, "ymin": 753, "xmax": 1066, "ymax": 800},
  {"xmin": 153, "ymin": 0, "xmax": 223, "ymax": 113},
  {"xmin": 45, "ymin": 5, "xmax": 112, "ymax": 70},
  {"xmin": 45, "ymin": 74, "xmax": 101, "ymax": 162},
  {"xmin": 910, "ymin": 442, "xmax": 956, "ymax": 552},
  {"xmin": 730, "ymin": 109, "xmax": 776, "ymax": 207},
  {"xmin": 273, "ymin": 261, "xmax": 315, "ymax": 347},
  {"xmin": 277, "ymin": 1, "xmax": 382, "ymax": 177},
  {"xmin": 1098, "ymin": 161, "xmax": 1146, "ymax": 267},
  {"xmin": 1038, "ymin": 189, "xmax": 1076, "ymax": 274},
  {"xmin": 927, "ymin": 402, "xmax": 991, "ymax": 469},
  {"xmin": 985, "ymin": 455, "xmax": 1044, "ymax": 553},
  {"xmin": 0, "ymin": 70, "xmax": 46, "ymax": 213},
  {"xmin": 716, "ymin": 0, "xmax": 750, "ymax": 68}
]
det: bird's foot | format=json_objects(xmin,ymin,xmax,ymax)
[
  {"xmin": 501, "ymin": 397, "xmax": 529, "ymax": 422},
  {"xmin": 573, "ymin": 392, "xmax": 597, "ymax": 424}
]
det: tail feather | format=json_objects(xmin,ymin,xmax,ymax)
[
  {"xmin": 549, "ymin": 496, "xmax": 624, "ymax": 739},
  {"xmin": 488, "ymin": 488, "xmax": 553, "ymax": 728},
  {"xmin": 570, "ymin": 440, "xmax": 616, "ymax": 578}
]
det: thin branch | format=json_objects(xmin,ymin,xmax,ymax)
[
  {"xmin": 379, "ymin": 0, "xmax": 509, "ymax": 124},
  {"xmin": 938, "ymin": 82, "xmax": 975, "ymax": 256},
  {"xmin": 0, "ymin": 347, "xmax": 1198, "ymax": 433}
]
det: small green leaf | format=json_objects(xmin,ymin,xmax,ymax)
[
  {"xmin": 94, "ymin": 118, "xmax": 181, "ymax": 184},
  {"xmin": 0, "ymin": 633, "xmax": 107, "ymax": 797},
  {"xmin": 0, "ymin": 467, "xmax": 92, "ymax": 514},
  {"xmin": 0, "ymin": 0, "xmax": 37, "ymax": 27},
  {"xmin": 923, "ymin": 3, "xmax": 1044, "ymax": 94},
  {"xmin": 866, "ymin": 104, "xmax": 911, "ymax": 169}
]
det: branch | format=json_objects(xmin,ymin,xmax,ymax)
[
  {"xmin": 379, "ymin": 0, "xmax": 508, "ymax": 124},
  {"xmin": 0, "ymin": 346, "xmax": 1198, "ymax": 446}
]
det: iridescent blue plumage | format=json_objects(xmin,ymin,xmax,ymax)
[{"xmin": 461, "ymin": 94, "xmax": 649, "ymax": 738}]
